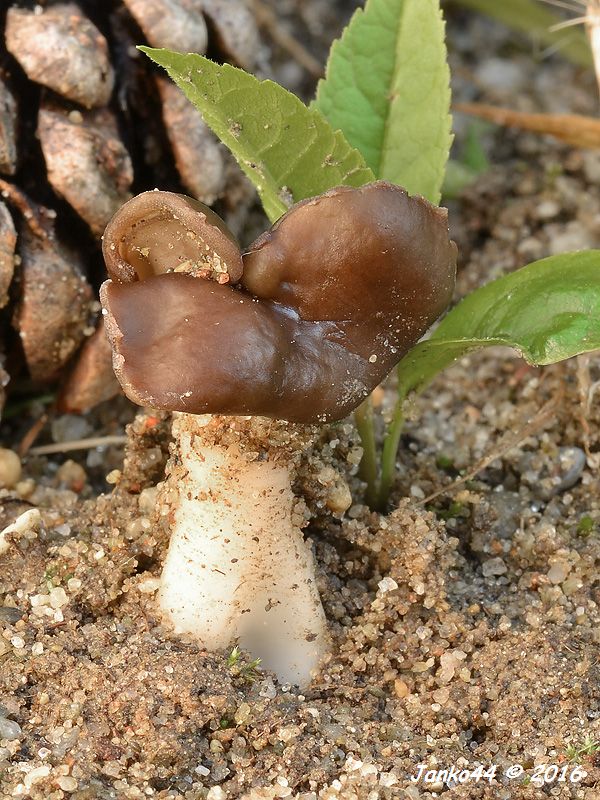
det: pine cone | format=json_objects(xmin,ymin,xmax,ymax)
[{"xmin": 0, "ymin": 0, "xmax": 262, "ymax": 415}]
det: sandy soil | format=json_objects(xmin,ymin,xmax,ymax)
[{"xmin": 2, "ymin": 5, "xmax": 600, "ymax": 800}]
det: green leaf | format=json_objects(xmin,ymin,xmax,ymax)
[
  {"xmin": 140, "ymin": 47, "xmax": 375, "ymax": 222},
  {"xmin": 397, "ymin": 250, "xmax": 600, "ymax": 402},
  {"xmin": 452, "ymin": 0, "xmax": 592, "ymax": 69},
  {"xmin": 312, "ymin": 0, "xmax": 452, "ymax": 203},
  {"xmin": 378, "ymin": 250, "xmax": 600, "ymax": 506}
]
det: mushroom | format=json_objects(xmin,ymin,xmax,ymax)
[{"xmin": 100, "ymin": 182, "xmax": 457, "ymax": 685}]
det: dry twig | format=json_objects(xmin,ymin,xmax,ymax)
[
  {"xmin": 18, "ymin": 411, "xmax": 53, "ymax": 458},
  {"xmin": 27, "ymin": 435, "xmax": 128, "ymax": 456},
  {"xmin": 455, "ymin": 101, "xmax": 600, "ymax": 148}
]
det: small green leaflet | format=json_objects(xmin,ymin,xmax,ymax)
[
  {"xmin": 141, "ymin": 47, "xmax": 374, "ymax": 222},
  {"xmin": 313, "ymin": 0, "xmax": 452, "ymax": 203},
  {"xmin": 396, "ymin": 250, "xmax": 600, "ymax": 402}
]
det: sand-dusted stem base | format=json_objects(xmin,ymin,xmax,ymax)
[{"xmin": 156, "ymin": 413, "xmax": 330, "ymax": 686}]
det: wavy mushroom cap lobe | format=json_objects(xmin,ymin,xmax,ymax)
[
  {"xmin": 101, "ymin": 183, "xmax": 457, "ymax": 422},
  {"xmin": 242, "ymin": 182, "xmax": 456, "ymax": 360},
  {"xmin": 243, "ymin": 183, "xmax": 452, "ymax": 319},
  {"xmin": 102, "ymin": 190, "xmax": 243, "ymax": 284}
]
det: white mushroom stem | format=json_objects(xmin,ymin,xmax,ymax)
[{"xmin": 156, "ymin": 413, "xmax": 330, "ymax": 687}]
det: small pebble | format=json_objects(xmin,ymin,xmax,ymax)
[
  {"xmin": 234, "ymin": 703, "xmax": 251, "ymax": 725},
  {"xmin": 126, "ymin": 517, "xmax": 151, "ymax": 539},
  {"xmin": 105, "ymin": 469, "xmax": 121, "ymax": 485},
  {"xmin": 16, "ymin": 478, "xmax": 35, "ymax": 498},
  {"xmin": 24, "ymin": 765, "xmax": 50, "ymax": 788},
  {"xmin": 0, "ymin": 718, "xmax": 22, "ymax": 740},
  {"xmin": 554, "ymin": 447, "xmax": 586, "ymax": 494},
  {"xmin": 378, "ymin": 577, "xmax": 398, "ymax": 594},
  {"xmin": 0, "ymin": 508, "xmax": 41, "ymax": 554},
  {"xmin": 535, "ymin": 200, "xmax": 560, "ymax": 220},
  {"xmin": 49, "ymin": 587, "xmax": 68, "ymax": 609},
  {"xmin": 259, "ymin": 678, "xmax": 277, "ymax": 699},
  {"xmin": 56, "ymin": 459, "xmax": 87, "ymax": 490},
  {"xmin": 138, "ymin": 486, "xmax": 158, "ymax": 514},
  {"xmin": 547, "ymin": 561, "xmax": 570, "ymax": 585},
  {"xmin": 581, "ymin": 150, "xmax": 600, "ymax": 182},
  {"xmin": 51, "ymin": 414, "xmax": 91, "ymax": 443},
  {"xmin": 380, "ymin": 772, "xmax": 398, "ymax": 788},
  {"xmin": 432, "ymin": 687, "xmax": 450, "ymax": 705},
  {"xmin": 0, "ymin": 606, "xmax": 22, "ymax": 624},
  {"xmin": 325, "ymin": 480, "xmax": 352, "ymax": 515},
  {"xmin": 57, "ymin": 775, "xmax": 78, "ymax": 791},
  {"xmin": 525, "ymin": 611, "xmax": 541, "ymax": 628},
  {"xmin": 548, "ymin": 222, "xmax": 594, "ymax": 255},
  {"xmin": 482, "ymin": 557, "xmax": 507, "ymax": 577},
  {"xmin": 0, "ymin": 448, "xmax": 21, "ymax": 488},
  {"xmin": 138, "ymin": 577, "xmax": 160, "ymax": 594}
]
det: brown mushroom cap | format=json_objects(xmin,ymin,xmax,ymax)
[
  {"xmin": 102, "ymin": 190, "xmax": 242, "ymax": 284},
  {"xmin": 101, "ymin": 183, "xmax": 457, "ymax": 423},
  {"xmin": 243, "ymin": 183, "xmax": 452, "ymax": 322},
  {"xmin": 102, "ymin": 274, "xmax": 369, "ymax": 420},
  {"xmin": 242, "ymin": 182, "xmax": 457, "ymax": 363}
]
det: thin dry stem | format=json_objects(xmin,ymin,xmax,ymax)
[
  {"xmin": 586, "ymin": 2, "xmax": 600, "ymax": 98},
  {"xmin": 27, "ymin": 435, "xmax": 128, "ymax": 456},
  {"xmin": 538, "ymin": 0, "xmax": 586, "ymax": 13},
  {"xmin": 18, "ymin": 412, "xmax": 52, "ymax": 457},
  {"xmin": 549, "ymin": 15, "xmax": 589, "ymax": 30},
  {"xmin": 455, "ymin": 101, "xmax": 600, "ymax": 148}
]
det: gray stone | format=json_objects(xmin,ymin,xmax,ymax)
[{"xmin": 0, "ymin": 718, "xmax": 22, "ymax": 741}]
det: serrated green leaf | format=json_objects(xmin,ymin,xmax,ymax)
[
  {"xmin": 313, "ymin": 0, "xmax": 452, "ymax": 203},
  {"xmin": 141, "ymin": 47, "xmax": 375, "ymax": 222},
  {"xmin": 453, "ymin": 0, "xmax": 592, "ymax": 69},
  {"xmin": 398, "ymin": 250, "xmax": 600, "ymax": 401}
]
